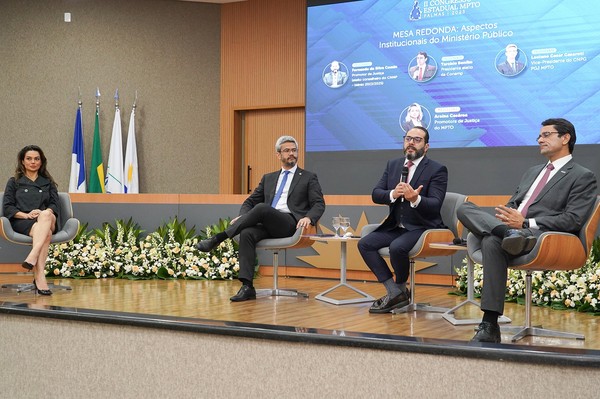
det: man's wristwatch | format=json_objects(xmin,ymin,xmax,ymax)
[{"xmin": 522, "ymin": 219, "xmax": 529, "ymax": 229}]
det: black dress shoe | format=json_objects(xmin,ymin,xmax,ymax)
[
  {"xmin": 471, "ymin": 321, "xmax": 501, "ymax": 343},
  {"xmin": 369, "ymin": 291, "xmax": 410, "ymax": 314},
  {"xmin": 501, "ymin": 229, "xmax": 537, "ymax": 256},
  {"xmin": 230, "ymin": 285, "xmax": 256, "ymax": 302},
  {"xmin": 21, "ymin": 261, "xmax": 35, "ymax": 271},
  {"xmin": 196, "ymin": 236, "xmax": 220, "ymax": 253},
  {"xmin": 32, "ymin": 279, "xmax": 52, "ymax": 296}
]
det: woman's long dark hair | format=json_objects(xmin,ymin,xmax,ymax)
[{"xmin": 14, "ymin": 145, "xmax": 57, "ymax": 186}]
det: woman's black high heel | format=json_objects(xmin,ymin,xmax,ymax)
[
  {"xmin": 21, "ymin": 261, "xmax": 35, "ymax": 271},
  {"xmin": 32, "ymin": 279, "xmax": 52, "ymax": 296}
]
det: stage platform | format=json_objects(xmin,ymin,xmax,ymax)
[{"xmin": 1, "ymin": 273, "xmax": 600, "ymax": 368}]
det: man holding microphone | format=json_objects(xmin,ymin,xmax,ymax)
[{"xmin": 358, "ymin": 126, "xmax": 448, "ymax": 313}]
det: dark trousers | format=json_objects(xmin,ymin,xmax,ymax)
[
  {"xmin": 226, "ymin": 203, "xmax": 296, "ymax": 282},
  {"xmin": 457, "ymin": 201, "xmax": 542, "ymax": 314},
  {"xmin": 357, "ymin": 227, "xmax": 425, "ymax": 283}
]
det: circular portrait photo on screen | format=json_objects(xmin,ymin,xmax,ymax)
[
  {"xmin": 322, "ymin": 60, "xmax": 349, "ymax": 88},
  {"xmin": 495, "ymin": 44, "xmax": 527, "ymax": 76},
  {"xmin": 399, "ymin": 102, "xmax": 431, "ymax": 132},
  {"xmin": 408, "ymin": 51, "xmax": 437, "ymax": 82}
]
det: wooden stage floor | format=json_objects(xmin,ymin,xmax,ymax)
[{"xmin": 2, "ymin": 272, "xmax": 600, "ymax": 352}]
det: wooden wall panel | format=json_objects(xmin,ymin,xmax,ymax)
[
  {"xmin": 220, "ymin": 0, "xmax": 307, "ymax": 193},
  {"xmin": 244, "ymin": 108, "xmax": 305, "ymax": 192}
]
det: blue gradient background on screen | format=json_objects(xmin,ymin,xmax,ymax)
[{"xmin": 306, "ymin": 0, "xmax": 600, "ymax": 151}]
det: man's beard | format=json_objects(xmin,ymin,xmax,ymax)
[
  {"xmin": 284, "ymin": 157, "xmax": 297, "ymax": 168},
  {"xmin": 404, "ymin": 147, "xmax": 424, "ymax": 161}
]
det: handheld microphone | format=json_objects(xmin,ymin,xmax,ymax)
[{"xmin": 400, "ymin": 166, "xmax": 409, "ymax": 202}]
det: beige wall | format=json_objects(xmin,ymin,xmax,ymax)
[
  {"xmin": 1, "ymin": 0, "xmax": 305, "ymax": 194},
  {"xmin": 3, "ymin": 314, "xmax": 600, "ymax": 398},
  {"xmin": 0, "ymin": 0, "xmax": 221, "ymax": 193},
  {"xmin": 220, "ymin": 0, "xmax": 306, "ymax": 193}
]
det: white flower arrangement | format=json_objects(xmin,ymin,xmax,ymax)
[
  {"xmin": 453, "ymin": 243, "xmax": 600, "ymax": 314},
  {"xmin": 45, "ymin": 218, "xmax": 240, "ymax": 281}
]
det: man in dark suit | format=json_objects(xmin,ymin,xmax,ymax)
[
  {"xmin": 457, "ymin": 118, "xmax": 598, "ymax": 343},
  {"xmin": 358, "ymin": 126, "xmax": 448, "ymax": 313},
  {"xmin": 196, "ymin": 136, "xmax": 325, "ymax": 301},
  {"xmin": 409, "ymin": 51, "xmax": 437, "ymax": 82},
  {"xmin": 497, "ymin": 43, "xmax": 525, "ymax": 76}
]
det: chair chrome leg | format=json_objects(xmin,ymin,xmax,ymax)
[
  {"xmin": 255, "ymin": 288, "xmax": 308, "ymax": 298},
  {"xmin": 508, "ymin": 327, "xmax": 585, "ymax": 342},
  {"xmin": 442, "ymin": 257, "xmax": 510, "ymax": 325},
  {"xmin": 503, "ymin": 272, "xmax": 584, "ymax": 342},
  {"xmin": 1, "ymin": 283, "xmax": 35, "ymax": 293},
  {"xmin": 2, "ymin": 282, "xmax": 72, "ymax": 292},
  {"xmin": 47, "ymin": 283, "xmax": 72, "ymax": 291},
  {"xmin": 393, "ymin": 303, "xmax": 449, "ymax": 314},
  {"xmin": 392, "ymin": 260, "xmax": 450, "ymax": 314},
  {"xmin": 256, "ymin": 249, "xmax": 308, "ymax": 299}
]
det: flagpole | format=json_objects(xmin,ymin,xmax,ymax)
[
  {"xmin": 69, "ymin": 88, "xmax": 87, "ymax": 193},
  {"xmin": 105, "ymin": 88, "xmax": 124, "ymax": 193},
  {"xmin": 124, "ymin": 91, "xmax": 139, "ymax": 193},
  {"xmin": 89, "ymin": 88, "xmax": 106, "ymax": 193}
]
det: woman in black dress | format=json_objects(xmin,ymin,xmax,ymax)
[{"xmin": 3, "ymin": 145, "xmax": 60, "ymax": 295}]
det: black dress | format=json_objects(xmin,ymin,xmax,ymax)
[{"xmin": 2, "ymin": 176, "xmax": 60, "ymax": 235}]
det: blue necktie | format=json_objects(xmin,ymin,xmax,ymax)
[{"xmin": 271, "ymin": 171, "xmax": 290, "ymax": 208}]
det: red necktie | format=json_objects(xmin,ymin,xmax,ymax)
[
  {"xmin": 521, "ymin": 163, "xmax": 555, "ymax": 217},
  {"xmin": 418, "ymin": 68, "xmax": 423, "ymax": 81}
]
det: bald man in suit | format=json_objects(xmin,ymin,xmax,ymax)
[
  {"xmin": 196, "ymin": 135, "xmax": 325, "ymax": 301},
  {"xmin": 458, "ymin": 118, "xmax": 597, "ymax": 343}
]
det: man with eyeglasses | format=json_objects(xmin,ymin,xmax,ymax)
[
  {"xmin": 358, "ymin": 126, "xmax": 448, "ymax": 313},
  {"xmin": 457, "ymin": 118, "xmax": 597, "ymax": 342},
  {"xmin": 196, "ymin": 136, "xmax": 325, "ymax": 301}
]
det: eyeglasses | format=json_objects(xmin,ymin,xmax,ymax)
[
  {"xmin": 403, "ymin": 136, "xmax": 424, "ymax": 144},
  {"xmin": 280, "ymin": 148, "xmax": 298, "ymax": 154},
  {"xmin": 537, "ymin": 131, "xmax": 560, "ymax": 141}
]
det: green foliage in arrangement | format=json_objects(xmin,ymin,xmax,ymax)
[
  {"xmin": 46, "ymin": 218, "xmax": 239, "ymax": 281},
  {"xmin": 453, "ymin": 237, "xmax": 600, "ymax": 314}
]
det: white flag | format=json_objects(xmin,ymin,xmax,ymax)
[
  {"xmin": 68, "ymin": 107, "xmax": 86, "ymax": 192},
  {"xmin": 105, "ymin": 107, "xmax": 124, "ymax": 193},
  {"xmin": 123, "ymin": 107, "xmax": 139, "ymax": 193}
]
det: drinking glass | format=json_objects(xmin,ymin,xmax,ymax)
[
  {"xmin": 339, "ymin": 217, "xmax": 351, "ymax": 236},
  {"xmin": 332, "ymin": 216, "xmax": 341, "ymax": 237}
]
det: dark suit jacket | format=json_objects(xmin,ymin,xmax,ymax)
[
  {"xmin": 373, "ymin": 156, "xmax": 447, "ymax": 231},
  {"xmin": 409, "ymin": 65, "xmax": 436, "ymax": 81},
  {"xmin": 239, "ymin": 168, "xmax": 325, "ymax": 225},
  {"xmin": 3, "ymin": 176, "xmax": 60, "ymax": 220},
  {"xmin": 497, "ymin": 61, "xmax": 525, "ymax": 76},
  {"xmin": 507, "ymin": 160, "xmax": 597, "ymax": 233}
]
